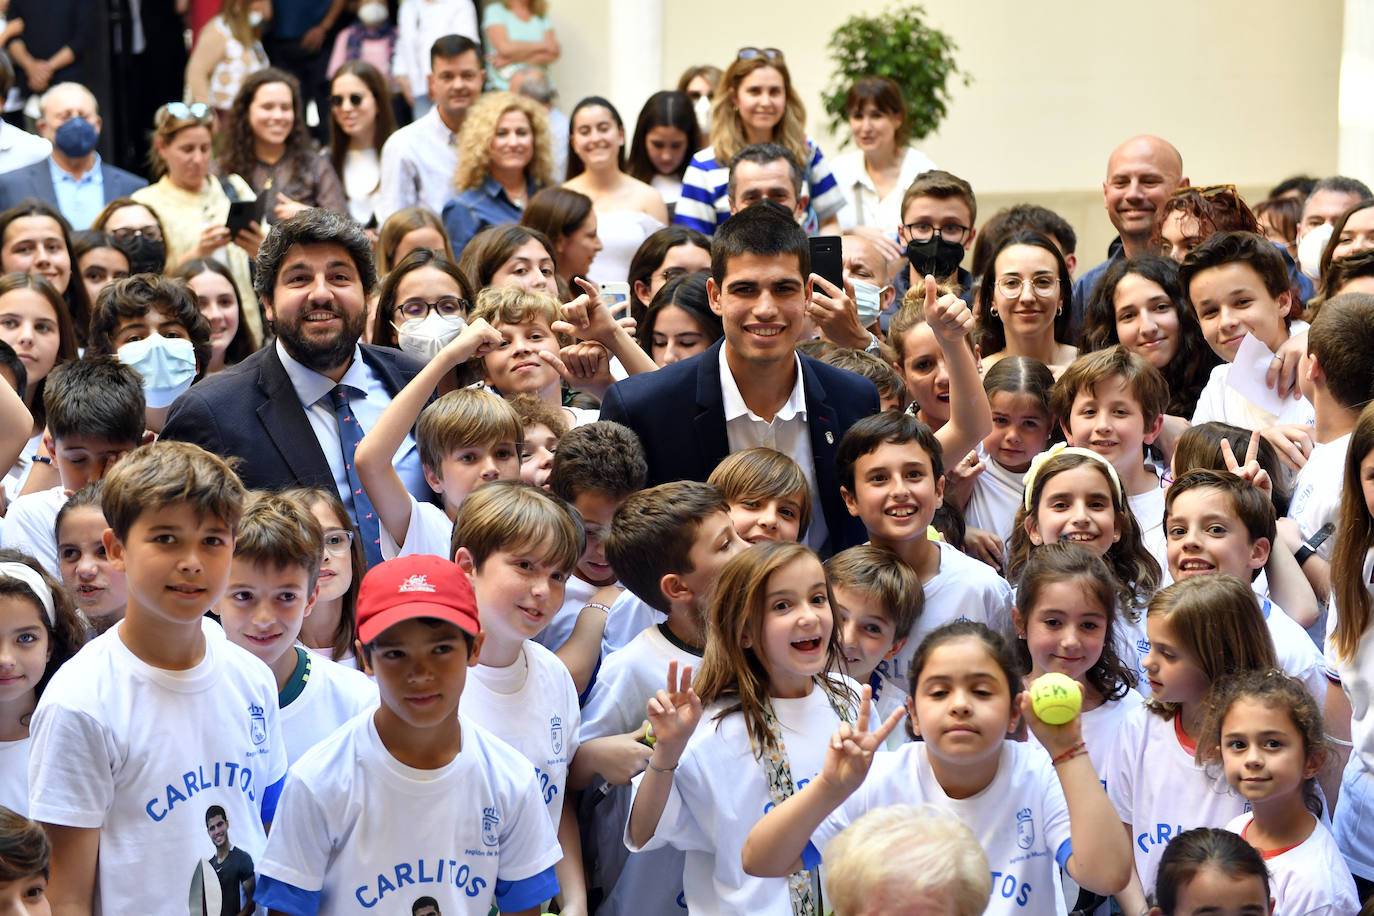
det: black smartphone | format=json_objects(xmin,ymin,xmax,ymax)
[
  {"xmin": 226, "ymin": 199, "xmax": 259, "ymax": 236},
  {"xmin": 809, "ymin": 235, "xmax": 844, "ymax": 289}
]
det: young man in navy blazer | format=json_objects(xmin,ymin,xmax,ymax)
[{"xmin": 600, "ymin": 201, "xmax": 880, "ymax": 555}]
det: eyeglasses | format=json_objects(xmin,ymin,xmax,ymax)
[
  {"xmin": 110, "ymin": 225, "xmax": 163, "ymax": 242},
  {"xmin": 321, "ymin": 528, "xmax": 354, "ymax": 556},
  {"xmin": 163, "ymin": 102, "xmax": 210, "ymax": 120},
  {"xmin": 395, "ymin": 296, "xmax": 469, "ymax": 320},
  {"xmin": 737, "ymin": 47, "xmax": 784, "ymax": 61},
  {"xmin": 901, "ymin": 221, "xmax": 971, "ymax": 244},
  {"xmin": 658, "ymin": 266, "xmax": 692, "ymax": 284},
  {"xmin": 330, "ymin": 93, "xmax": 366, "ymax": 109},
  {"xmin": 995, "ymin": 275, "xmax": 1060, "ymax": 299}
]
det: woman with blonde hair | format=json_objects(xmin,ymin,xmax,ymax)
[
  {"xmin": 441, "ymin": 90, "xmax": 553, "ymax": 258},
  {"xmin": 132, "ymin": 103, "xmax": 263, "ymax": 341},
  {"xmin": 183, "ymin": 0, "xmax": 270, "ymax": 125},
  {"xmin": 675, "ymin": 48, "xmax": 842, "ymax": 236}
]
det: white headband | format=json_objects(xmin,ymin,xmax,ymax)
[
  {"xmin": 1022, "ymin": 443, "xmax": 1124, "ymax": 512},
  {"xmin": 0, "ymin": 562, "xmax": 55, "ymax": 626}
]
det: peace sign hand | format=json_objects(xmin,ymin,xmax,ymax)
[
  {"xmin": 817, "ymin": 685, "xmax": 904, "ymax": 797},
  {"xmin": 1221, "ymin": 429, "xmax": 1273, "ymax": 498}
]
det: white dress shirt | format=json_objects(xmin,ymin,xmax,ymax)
[
  {"xmin": 719, "ymin": 352, "xmax": 828, "ymax": 551},
  {"xmin": 275, "ymin": 340, "xmax": 427, "ymax": 520},
  {"xmin": 377, "ymin": 106, "xmax": 460, "ymax": 221}
]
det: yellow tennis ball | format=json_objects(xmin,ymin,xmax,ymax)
[{"xmin": 1030, "ymin": 673, "xmax": 1082, "ymax": 726}]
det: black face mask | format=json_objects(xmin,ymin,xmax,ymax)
[
  {"xmin": 117, "ymin": 236, "xmax": 166, "ymax": 276},
  {"xmin": 905, "ymin": 236, "xmax": 965, "ymax": 280}
]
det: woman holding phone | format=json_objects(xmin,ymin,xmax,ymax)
[{"xmin": 133, "ymin": 102, "xmax": 262, "ymax": 341}]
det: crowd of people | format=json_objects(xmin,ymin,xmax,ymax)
[{"xmin": 0, "ymin": 3, "xmax": 1366, "ymax": 915}]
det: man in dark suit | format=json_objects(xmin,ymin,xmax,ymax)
[
  {"xmin": 0, "ymin": 82, "xmax": 146, "ymax": 229},
  {"xmin": 161, "ymin": 209, "xmax": 430, "ymax": 562},
  {"xmin": 599, "ymin": 202, "xmax": 881, "ymax": 555}
]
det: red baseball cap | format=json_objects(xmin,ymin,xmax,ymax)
[{"xmin": 356, "ymin": 555, "xmax": 480, "ymax": 643}]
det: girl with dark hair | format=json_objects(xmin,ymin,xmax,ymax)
[
  {"xmin": 172, "ymin": 259, "xmax": 259, "ymax": 373},
  {"xmin": 521, "ymin": 187, "xmax": 601, "ymax": 290},
  {"xmin": 636, "ymin": 270, "xmax": 720, "ymax": 367},
  {"xmin": 218, "ymin": 68, "xmax": 348, "ymax": 222},
  {"xmin": 563, "ymin": 96, "xmax": 668, "ymax": 286},
  {"xmin": 328, "ymin": 61, "xmax": 397, "ymax": 227},
  {"xmin": 1079, "ymin": 254, "xmax": 1220, "ymax": 419},
  {"xmin": 1150, "ymin": 829, "xmax": 1271, "ymax": 916},
  {"xmin": 626, "ymin": 91, "xmax": 700, "ymax": 218},
  {"xmin": 626, "ymin": 225, "xmax": 710, "ymax": 319},
  {"xmin": 977, "ymin": 230, "xmax": 1077, "ymax": 373},
  {"xmin": 0, "ymin": 200, "xmax": 91, "ymax": 348},
  {"xmin": 830, "ymin": 76, "xmax": 937, "ymax": 269},
  {"xmin": 70, "ymin": 231, "xmax": 130, "ymax": 316},
  {"xmin": 457, "ymin": 223, "xmax": 558, "ymax": 295}
]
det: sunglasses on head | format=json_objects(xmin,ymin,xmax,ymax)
[
  {"xmin": 737, "ymin": 47, "xmax": 784, "ymax": 62},
  {"xmin": 164, "ymin": 102, "xmax": 210, "ymax": 120},
  {"xmin": 330, "ymin": 92, "xmax": 367, "ymax": 108}
]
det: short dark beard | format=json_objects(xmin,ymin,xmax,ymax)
[{"xmin": 274, "ymin": 306, "xmax": 367, "ymax": 374}]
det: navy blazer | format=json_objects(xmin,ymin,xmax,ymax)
[
  {"xmin": 599, "ymin": 339, "xmax": 881, "ymax": 554},
  {"xmin": 0, "ymin": 157, "xmax": 147, "ymax": 224},
  {"xmin": 160, "ymin": 343, "xmax": 426, "ymax": 493}
]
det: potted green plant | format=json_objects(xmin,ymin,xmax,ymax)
[{"xmin": 823, "ymin": 4, "xmax": 969, "ymax": 145}]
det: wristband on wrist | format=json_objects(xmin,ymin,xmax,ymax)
[
  {"xmin": 647, "ymin": 758, "xmax": 677, "ymax": 774},
  {"xmin": 29, "ymin": 455, "xmax": 50, "ymax": 466},
  {"xmin": 1051, "ymin": 741, "xmax": 1087, "ymax": 766},
  {"xmin": 582, "ymin": 602, "xmax": 611, "ymax": 615}
]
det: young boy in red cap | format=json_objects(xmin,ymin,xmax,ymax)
[{"xmin": 254, "ymin": 554, "xmax": 562, "ymax": 915}]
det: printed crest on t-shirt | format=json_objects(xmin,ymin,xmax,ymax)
[
  {"xmin": 550, "ymin": 715, "xmax": 563, "ymax": 756},
  {"xmin": 249, "ymin": 702, "xmax": 267, "ymax": 746},
  {"xmin": 1016, "ymin": 807, "xmax": 1035, "ymax": 850},
  {"xmin": 482, "ymin": 807, "xmax": 500, "ymax": 848}
]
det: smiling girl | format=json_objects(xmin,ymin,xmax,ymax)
[{"xmin": 977, "ymin": 231, "xmax": 1078, "ymax": 374}]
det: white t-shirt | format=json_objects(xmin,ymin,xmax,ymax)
[
  {"xmin": 1103, "ymin": 702, "xmax": 1247, "ymax": 895},
  {"xmin": 1225, "ymin": 813, "xmax": 1359, "ymax": 916},
  {"xmin": 872, "ymin": 541, "xmax": 1015, "ymax": 707},
  {"xmin": 28, "ymin": 619, "xmax": 287, "ymax": 916},
  {"xmin": 463, "ymin": 641, "xmax": 579, "ymax": 825},
  {"xmin": 602, "ymin": 588, "xmax": 663, "ymax": 655},
  {"xmin": 0, "ymin": 736, "xmax": 29, "ymax": 816},
  {"xmin": 0, "ymin": 485, "xmax": 70, "ymax": 577},
  {"xmin": 627, "ymin": 681, "xmax": 855, "ymax": 916},
  {"xmin": 810, "ymin": 742, "xmax": 1072, "ymax": 916},
  {"xmin": 534, "ymin": 575, "xmax": 601, "ymax": 653},
  {"xmin": 379, "ymin": 493, "xmax": 454, "ymax": 562},
  {"xmin": 256, "ymin": 711, "xmax": 561, "ymax": 914},
  {"xmin": 1028, "ymin": 692, "xmax": 1140, "ymax": 779},
  {"xmin": 1328, "ymin": 547, "xmax": 1374, "ymax": 879},
  {"xmin": 1287, "ymin": 433, "xmax": 1349, "ymax": 560},
  {"xmin": 1261, "ymin": 598, "xmax": 1326, "ymax": 704},
  {"xmin": 580, "ymin": 623, "xmax": 701, "ymax": 916},
  {"xmin": 1191, "ymin": 360, "xmax": 1316, "ymax": 430},
  {"xmin": 279, "ymin": 649, "xmax": 376, "ymax": 765},
  {"xmin": 1127, "ymin": 476, "xmax": 1168, "ymax": 577},
  {"xmin": 964, "ymin": 442, "xmax": 1027, "ymax": 555}
]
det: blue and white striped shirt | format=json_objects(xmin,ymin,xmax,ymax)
[{"xmin": 673, "ymin": 137, "xmax": 843, "ymax": 236}]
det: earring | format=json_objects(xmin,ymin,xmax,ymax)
[
  {"xmin": 1057, "ymin": 304, "xmax": 1064, "ymax": 317},
  {"xmin": 990, "ymin": 305, "xmax": 999, "ymax": 318}
]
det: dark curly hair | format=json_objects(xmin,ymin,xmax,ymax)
[{"xmin": 218, "ymin": 68, "xmax": 317, "ymax": 186}]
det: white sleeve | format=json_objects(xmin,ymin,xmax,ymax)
[
  {"xmin": 1041, "ymin": 756, "xmax": 1073, "ymax": 857},
  {"xmin": 0, "ymin": 494, "xmax": 58, "ymax": 577},
  {"xmin": 1103, "ymin": 709, "xmax": 1143, "ymax": 824},
  {"xmin": 624, "ymin": 758, "xmax": 710, "ymax": 854},
  {"xmin": 377, "ymin": 135, "xmax": 414, "ymax": 222},
  {"xmin": 580, "ymin": 659, "xmax": 646, "ymax": 741},
  {"xmin": 380, "ymin": 495, "xmax": 454, "ymax": 561},
  {"xmin": 27, "ymin": 704, "xmax": 114, "ymax": 828},
  {"xmin": 391, "ymin": 4, "xmax": 417, "ymax": 87},
  {"xmin": 256, "ymin": 774, "xmax": 334, "ymax": 893},
  {"xmin": 1190, "ymin": 372, "xmax": 1225, "ymax": 426},
  {"xmin": 496, "ymin": 758, "xmax": 564, "ymax": 881}
]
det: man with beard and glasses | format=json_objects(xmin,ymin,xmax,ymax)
[{"xmin": 161, "ymin": 208, "xmax": 429, "ymax": 567}]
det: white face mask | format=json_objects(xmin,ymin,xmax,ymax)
[
  {"xmin": 693, "ymin": 95, "xmax": 712, "ymax": 134},
  {"xmin": 850, "ymin": 279, "xmax": 887, "ymax": 327},
  {"xmin": 1298, "ymin": 222, "xmax": 1334, "ymax": 280},
  {"xmin": 116, "ymin": 333, "xmax": 197, "ymax": 408},
  {"xmin": 397, "ymin": 311, "xmax": 466, "ymax": 363},
  {"xmin": 357, "ymin": 1, "xmax": 389, "ymax": 25}
]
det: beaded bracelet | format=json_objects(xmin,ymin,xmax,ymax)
[
  {"xmin": 1051, "ymin": 741, "xmax": 1087, "ymax": 766},
  {"xmin": 582, "ymin": 602, "xmax": 612, "ymax": 615}
]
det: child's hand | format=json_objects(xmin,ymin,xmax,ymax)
[
  {"xmin": 1257, "ymin": 423, "xmax": 1314, "ymax": 474},
  {"xmin": 946, "ymin": 449, "xmax": 983, "ymax": 505},
  {"xmin": 818, "ymin": 684, "xmax": 904, "ymax": 797},
  {"xmin": 1220, "ymin": 429, "xmax": 1273, "ymax": 498},
  {"xmin": 442, "ymin": 317, "xmax": 503, "ymax": 364},
  {"xmin": 963, "ymin": 527, "xmax": 1005, "ymax": 573},
  {"xmin": 645, "ymin": 661, "xmax": 701, "ymax": 766},
  {"xmin": 556, "ymin": 278, "xmax": 623, "ymax": 347},
  {"xmin": 922, "ymin": 274, "xmax": 975, "ymax": 345},
  {"xmin": 598, "ymin": 727, "xmax": 655, "ymax": 786},
  {"xmin": 1018, "ymin": 688, "xmax": 1085, "ymax": 758},
  {"xmin": 1266, "ymin": 330, "xmax": 1307, "ymax": 400}
]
